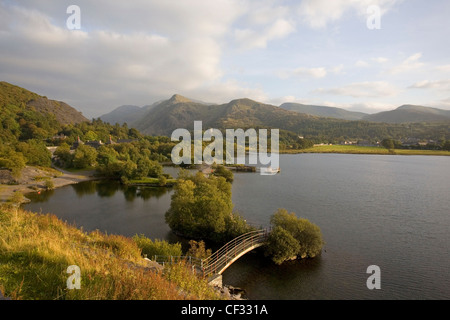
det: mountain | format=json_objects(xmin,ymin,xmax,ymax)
[
  {"xmin": 99, "ymin": 94, "xmax": 213, "ymax": 126},
  {"xmin": 100, "ymin": 105, "xmax": 148, "ymax": 125},
  {"xmin": 0, "ymin": 81, "xmax": 88, "ymax": 125},
  {"xmin": 362, "ymin": 105, "xmax": 450, "ymax": 123},
  {"xmin": 127, "ymin": 96, "xmax": 450, "ymax": 142},
  {"xmin": 133, "ymin": 94, "xmax": 227, "ymax": 135},
  {"xmin": 279, "ymin": 102, "xmax": 367, "ymax": 121}
]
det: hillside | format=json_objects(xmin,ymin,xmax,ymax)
[
  {"xmin": 362, "ymin": 105, "xmax": 450, "ymax": 123},
  {"xmin": 0, "ymin": 205, "xmax": 222, "ymax": 300},
  {"xmin": 0, "ymin": 81, "xmax": 88, "ymax": 125},
  {"xmin": 279, "ymin": 102, "xmax": 367, "ymax": 120}
]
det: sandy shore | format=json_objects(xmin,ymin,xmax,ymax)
[{"xmin": 0, "ymin": 166, "xmax": 98, "ymax": 203}]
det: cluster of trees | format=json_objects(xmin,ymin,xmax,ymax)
[
  {"xmin": 0, "ymin": 140, "xmax": 52, "ymax": 177},
  {"xmin": 381, "ymin": 138, "xmax": 450, "ymax": 151},
  {"xmin": 54, "ymin": 140, "xmax": 167, "ymax": 183},
  {"xmin": 264, "ymin": 209, "xmax": 324, "ymax": 265},
  {"xmin": 165, "ymin": 170, "xmax": 251, "ymax": 243}
]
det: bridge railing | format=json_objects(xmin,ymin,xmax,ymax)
[
  {"xmin": 201, "ymin": 229, "xmax": 269, "ymax": 276},
  {"xmin": 149, "ymin": 229, "xmax": 270, "ymax": 277}
]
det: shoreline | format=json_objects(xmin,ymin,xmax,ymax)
[{"xmin": 0, "ymin": 166, "xmax": 98, "ymax": 204}]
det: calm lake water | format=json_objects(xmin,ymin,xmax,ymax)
[{"xmin": 23, "ymin": 154, "xmax": 450, "ymax": 300}]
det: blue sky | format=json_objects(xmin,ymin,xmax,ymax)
[{"xmin": 1, "ymin": 0, "xmax": 449, "ymax": 118}]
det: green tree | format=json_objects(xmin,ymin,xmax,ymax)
[
  {"xmin": 381, "ymin": 138, "xmax": 395, "ymax": 150},
  {"xmin": 213, "ymin": 165, "xmax": 234, "ymax": 183},
  {"xmin": 72, "ymin": 145, "xmax": 98, "ymax": 169},
  {"xmin": 165, "ymin": 171, "xmax": 247, "ymax": 242},
  {"xmin": 16, "ymin": 140, "xmax": 52, "ymax": 167},
  {"xmin": 54, "ymin": 143, "xmax": 73, "ymax": 167},
  {"xmin": 264, "ymin": 209, "xmax": 324, "ymax": 264},
  {"xmin": 0, "ymin": 146, "xmax": 26, "ymax": 177},
  {"xmin": 264, "ymin": 226, "xmax": 300, "ymax": 265},
  {"xmin": 443, "ymin": 140, "xmax": 450, "ymax": 151}
]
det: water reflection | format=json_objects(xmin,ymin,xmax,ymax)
[
  {"xmin": 25, "ymin": 189, "xmax": 55, "ymax": 203},
  {"xmin": 69, "ymin": 180, "xmax": 170, "ymax": 201}
]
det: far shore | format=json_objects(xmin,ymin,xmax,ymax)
[
  {"xmin": 281, "ymin": 145, "xmax": 450, "ymax": 156},
  {"xmin": 2, "ymin": 146, "xmax": 448, "ymax": 204}
]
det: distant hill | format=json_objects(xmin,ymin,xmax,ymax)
[
  {"xmin": 362, "ymin": 105, "xmax": 450, "ymax": 123},
  {"xmin": 100, "ymin": 94, "xmax": 450, "ymax": 142},
  {"xmin": 279, "ymin": 102, "xmax": 367, "ymax": 120},
  {"xmin": 0, "ymin": 81, "xmax": 88, "ymax": 125},
  {"xmin": 100, "ymin": 105, "xmax": 150, "ymax": 125}
]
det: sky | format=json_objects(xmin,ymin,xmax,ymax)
[{"xmin": 1, "ymin": 0, "xmax": 450, "ymax": 119}]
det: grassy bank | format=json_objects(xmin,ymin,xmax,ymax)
[
  {"xmin": 0, "ymin": 205, "xmax": 221, "ymax": 300},
  {"xmin": 282, "ymin": 145, "xmax": 450, "ymax": 156}
]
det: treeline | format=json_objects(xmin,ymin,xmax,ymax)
[
  {"xmin": 297, "ymin": 120, "xmax": 450, "ymax": 144},
  {"xmin": 54, "ymin": 139, "xmax": 172, "ymax": 184}
]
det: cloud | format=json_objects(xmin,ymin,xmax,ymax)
[
  {"xmin": 389, "ymin": 52, "xmax": 424, "ymax": 74},
  {"xmin": 355, "ymin": 60, "xmax": 370, "ymax": 67},
  {"xmin": 292, "ymin": 67, "xmax": 327, "ymax": 79},
  {"xmin": 372, "ymin": 57, "xmax": 389, "ymax": 63},
  {"xmin": 298, "ymin": 0, "xmax": 400, "ymax": 29},
  {"xmin": 234, "ymin": 18, "xmax": 296, "ymax": 50},
  {"xmin": 0, "ymin": 1, "xmax": 272, "ymax": 117},
  {"xmin": 313, "ymin": 81, "xmax": 399, "ymax": 98},
  {"xmin": 279, "ymin": 64, "xmax": 345, "ymax": 80},
  {"xmin": 408, "ymin": 80, "xmax": 450, "ymax": 90}
]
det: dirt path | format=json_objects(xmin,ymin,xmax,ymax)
[{"xmin": 0, "ymin": 166, "xmax": 97, "ymax": 203}]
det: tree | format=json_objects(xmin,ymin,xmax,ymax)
[
  {"xmin": 264, "ymin": 209, "xmax": 324, "ymax": 264},
  {"xmin": 264, "ymin": 226, "xmax": 300, "ymax": 265},
  {"xmin": 443, "ymin": 140, "xmax": 450, "ymax": 151},
  {"xmin": 213, "ymin": 165, "xmax": 234, "ymax": 183},
  {"xmin": 381, "ymin": 138, "xmax": 395, "ymax": 150},
  {"xmin": 72, "ymin": 145, "xmax": 98, "ymax": 169},
  {"xmin": 54, "ymin": 143, "xmax": 73, "ymax": 167},
  {"xmin": 165, "ymin": 171, "xmax": 249, "ymax": 242},
  {"xmin": 16, "ymin": 140, "xmax": 52, "ymax": 167}
]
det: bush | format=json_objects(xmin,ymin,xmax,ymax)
[
  {"xmin": 264, "ymin": 209, "xmax": 324, "ymax": 264},
  {"xmin": 132, "ymin": 234, "xmax": 182, "ymax": 259},
  {"xmin": 44, "ymin": 179, "xmax": 54, "ymax": 190}
]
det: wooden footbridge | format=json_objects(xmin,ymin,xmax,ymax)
[{"xmin": 151, "ymin": 229, "xmax": 270, "ymax": 276}]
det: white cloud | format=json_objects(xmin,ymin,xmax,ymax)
[
  {"xmin": 408, "ymin": 79, "xmax": 450, "ymax": 90},
  {"xmin": 313, "ymin": 81, "xmax": 399, "ymax": 98},
  {"xmin": 0, "ymin": 1, "xmax": 269, "ymax": 117},
  {"xmin": 389, "ymin": 52, "xmax": 424, "ymax": 74},
  {"xmin": 293, "ymin": 67, "xmax": 327, "ymax": 79},
  {"xmin": 355, "ymin": 60, "xmax": 370, "ymax": 67},
  {"xmin": 298, "ymin": 0, "xmax": 400, "ymax": 29},
  {"xmin": 234, "ymin": 18, "xmax": 296, "ymax": 50},
  {"xmin": 372, "ymin": 57, "xmax": 389, "ymax": 63}
]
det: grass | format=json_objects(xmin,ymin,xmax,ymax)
[
  {"xmin": 0, "ymin": 205, "xmax": 222, "ymax": 300},
  {"xmin": 282, "ymin": 145, "xmax": 450, "ymax": 156}
]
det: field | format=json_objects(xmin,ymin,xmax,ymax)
[{"xmin": 283, "ymin": 145, "xmax": 450, "ymax": 156}]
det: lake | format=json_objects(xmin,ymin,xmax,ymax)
[{"xmin": 23, "ymin": 154, "xmax": 450, "ymax": 299}]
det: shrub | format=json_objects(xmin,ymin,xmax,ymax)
[
  {"xmin": 132, "ymin": 234, "xmax": 182, "ymax": 259},
  {"xmin": 264, "ymin": 209, "xmax": 324, "ymax": 264}
]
